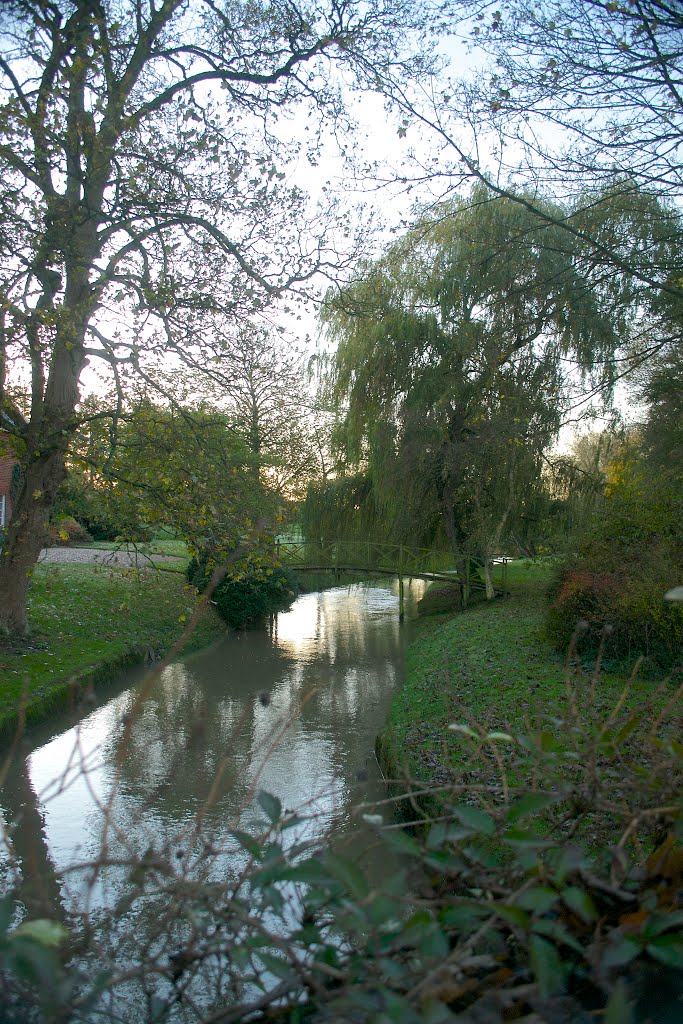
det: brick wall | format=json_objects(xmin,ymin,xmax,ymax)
[{"xmin": 0, "ymin": 433, "xmax": 17, "ymax": 525}]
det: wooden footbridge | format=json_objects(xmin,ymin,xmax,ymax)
[{"xmin": 275, "ymin": 539, "xmax": 494, "ymax": 618}]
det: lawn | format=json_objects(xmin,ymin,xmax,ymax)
[
  {"xmin": 380, "ymin": 559, "xmax": 665, "ymax": 786},
  {"xmin": 0, "ymin": 563, "xmax": 224, "ymax": 734},
  {"xmin": 80, "ymin": 538, "xmax": 189, "ymax": 558}
]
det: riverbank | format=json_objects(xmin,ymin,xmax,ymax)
[
  {"xmin": 0, "ymin": 563, "xmax": 225, "ymax": 737},
  {"xmin": 377, "ymin": 559, "xmax": 655, "ymax": 786}
]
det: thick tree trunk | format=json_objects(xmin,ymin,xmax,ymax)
[{"xmin": 0, "ymin": 449, "xmax": 67, "ymax": 636}]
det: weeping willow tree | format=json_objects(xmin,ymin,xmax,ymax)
[{"xmin": 317, "ymin": 186, "xmax": 641, "ymax": 595}]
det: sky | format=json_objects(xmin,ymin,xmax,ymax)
[{"xmin": 61, "ymin": 13, "xmax": 647, "ymax": 453}]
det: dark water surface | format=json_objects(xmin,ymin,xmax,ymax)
[{"xmin": 0, "ymin": 579, "xmax": 427, "ymax": 922}]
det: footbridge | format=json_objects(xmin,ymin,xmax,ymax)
[{"xmin": 275, "ymin": 539, "xmax": 491, "ymax": 618}]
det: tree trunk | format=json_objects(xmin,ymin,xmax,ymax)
[
  {"xmin": 0, "ymin": 449, "xmax": 67, "ymax": 636},
  {"xmin": 483, "ymin": 559, "xmax": 495, "ymax": 601}
]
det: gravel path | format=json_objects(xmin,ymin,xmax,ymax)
[{"xmin": 39, "ymin": 546, "xmax": 184, "ymax": 568}]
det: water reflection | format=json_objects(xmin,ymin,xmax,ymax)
[{"xmin": 0, "ymin": 578, "xmax": 426, "ymax": 919}]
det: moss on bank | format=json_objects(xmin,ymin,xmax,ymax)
[
  {"xmin": 0, "ymin": 564, "xmax": 225, "ymax": 736},
  {"xmin": 377, "ymin": 559, "xmax": 654, "ymax": 785}
]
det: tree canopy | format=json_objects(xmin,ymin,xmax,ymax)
[
  {"xmin": 378, "ymin": 0, "xmax": 683, "ymax": 372},
  {"xmin": 316, "ymin": 187, "xmax": 634, "ymax": 589},
  {"xmin": 0, "ymin": 0, "xmax": 445, "ymax": 635},
  {"xmin": 57, "ymin": 397, "xmax": 271, "ymax": 549}
]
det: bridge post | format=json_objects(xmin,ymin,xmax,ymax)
[{"xmin": 398, "ymin": 545, "xmax": 405, "ymax": 620}]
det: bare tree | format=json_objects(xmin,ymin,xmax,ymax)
[
  {"xmin": 369, "ymin": 0, "xmax": 683, "ymax": 343},
  {"xmin": 167, "ymin": 326, "xmax": 323, "ymax": 501},
  {"xmin": 0, "ymin": 0, "xmax": 444, "ymax": 636}
]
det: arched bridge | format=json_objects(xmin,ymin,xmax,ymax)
[{"xmin": 275, "ymin": 539, "xmax": 494, "ymax": 617}]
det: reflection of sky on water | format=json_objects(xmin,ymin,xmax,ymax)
[{"xmin": 1, "ymin": 579, "xmax": 426, "ymax": 919}]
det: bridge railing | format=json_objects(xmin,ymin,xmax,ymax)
[{"xmin": 275, "ymin": 539, "xmax": 457, "ymax": 576}]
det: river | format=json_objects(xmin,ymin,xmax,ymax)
[{"xmin": 0, "ymin": 578, "xmax": 426, "ymax": 1018}]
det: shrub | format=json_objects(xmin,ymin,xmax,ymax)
[
  {"xmin": 546, "ymin": 444, "xmax": 683, "ymax": 671},
  {"xmin": 47, "ymin": 516, "xmax": 92, "ymax": 547},
  {"xmin": 53, "ymin": 477, "xmax": 153, "ymax": 541},
  {"xmin": 188, "ymin": 550, "xmax": 299, "ymax": 628},
  {"xmin": 547, "ymin": 544, "xmax": 683, "ymax": 670}
]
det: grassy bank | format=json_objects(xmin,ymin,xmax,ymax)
[
  {"xmin": 0, "ymin": 564, "xmax": 225, "ymax": 736},
  {"xmin": 379, "ymin": 559, "xmax": 657, "ymax": 785}
]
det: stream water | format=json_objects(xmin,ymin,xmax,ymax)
[{"xmin": 0, "ymin": 578, "xmax": 427, "ymax": 1015}]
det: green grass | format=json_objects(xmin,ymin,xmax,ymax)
[
  {"xmin": 80, "ymin": 538, "xmax": 189, "ymax": 558},
  {"xmin": 0, "ymin": 564, "xmax": 224, "ymax": 734},
  {"xmin": 379, "ymin": 558, "xmax": 656, "ymax": 785}
]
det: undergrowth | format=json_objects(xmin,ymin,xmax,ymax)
[{"xmin": 0, "ymin": 633, "xmax": 680, "ymax": 1022}]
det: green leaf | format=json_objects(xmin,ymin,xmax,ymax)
[
  {"xmin": 453, "ymin": 805, "xmax": 496, "ymax": 835},
  {"xmin": 507, "ymin": 791, "xmax": 561, "ymax": 822},
  {"xmin": 367, "ymin": 893, "xmax": 403, "ymax": 928},
  {"xmin": 399, "ymin": 910, "xmax": 434, "ymax": 945},
  {"xmin": 426, "ymin": 822, "xmax": 448, "ymax": 849},
  {"xmin": 529, "ymin": 934, "xmax": 565, "ymax": 998},
  {"xmin": 642, "ymin": 909, "xmax": 683, "ymax": 938},
  {"xmin": 271, "ymin": 858, "xmax": 330, "ymax": 886},
  {"xmin": 515, "ymin": 886, "xmax": 558, "ymax": 914},
  {"xmin": 230, "ymin": 829, "xmax": 263, "ymax": 859},
  {"xmin": 439, "ymin": 902, "xmax": 491, "ymax": 930},
  {"xmin": 12, "ymin": 919, "xmax": 68, "ymax": 947},
  {"xmin": 420, "ymin": 928, "xmax": 449, "ymax": 958},
  {"xmin": 601, "ymin": 934, "xmax": 642, "ymax": 969},
  {"xmin": 381, "ymin": 828, "xmax": 422, "ymax": 857},
  {"xmin": 421, "ymin": 997, "xmax": 454, "ymax": 1022},
  {"xmin": 646, "ymin": 934, "xmax": 683, "ymax": 969},
  {"xmin": 605, "ymin": 979, "xmax": 635, "ymax": 1024},
  {"xmin": 561, "ymin": 886, "xmax": 598, "ymax": 923},
  {"xmin": 533, "ymin": 918, "xmax": 585, "ymax": 955},
  {"xmin": 257, "ymin": 951, "xmax": 297, "ymax": 982},
  {"xmin": 230, "ymin": 945, "xmax": 251, "ymax": 970},
  {"xmin": 494, "ymin": 904, "xmax": 529, "ymax": 928},
  {"xmin": 257, "ymin": 790, "xmax": 282, "ymax": 824},
  {"xmin": 553, "ymin": 845, "xmax": 588, "ymax": 883},
  {"xmin": 503, "ymin": 826, "xmax": 553, "ymax": 850},
  {"xmin": 149, "ymin": 995, "xmax": 170, "ymax": 1022},
  {"xmin": 324, "ymin": 852, "xmax": 369, "ymax": 901},
  {"xmin": 0, "ymin": 897, "xmax": 14, "ymax": 935}
]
